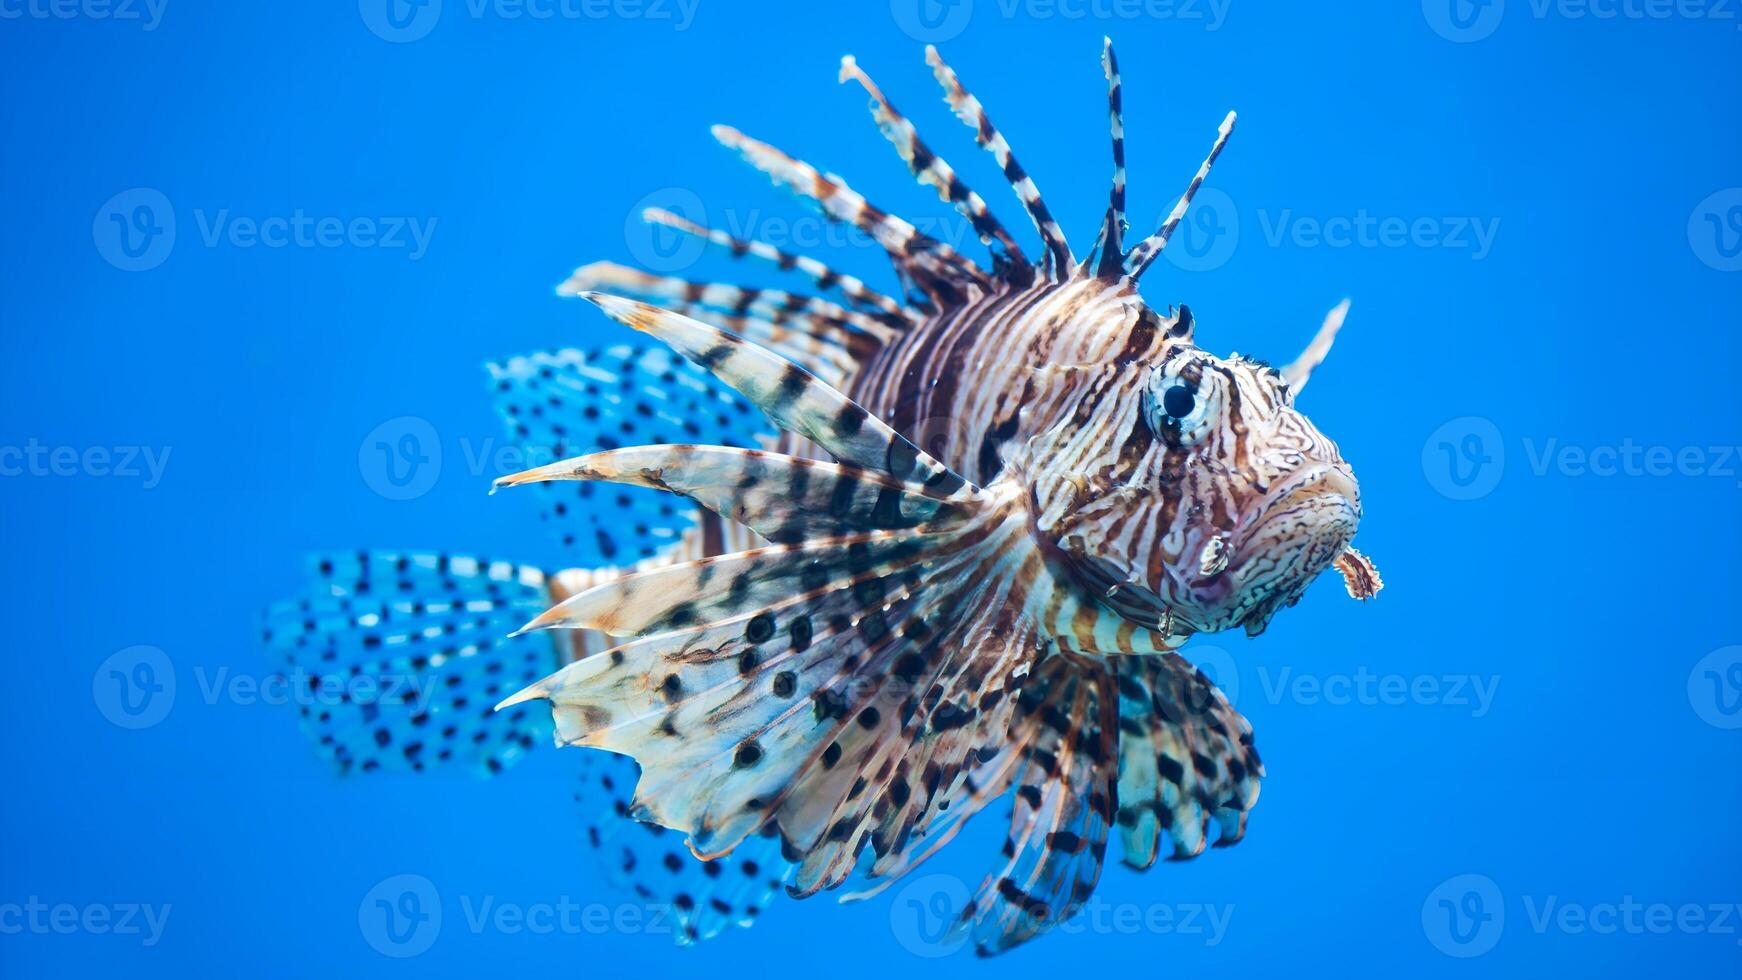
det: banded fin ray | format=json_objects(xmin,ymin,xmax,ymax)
[
  {"xmin": 1092, "ymin": 37, "xmax": 1129, "ymax": 279},
  {"xmin": 1122, "ymin": 110, "xmax": 1238, "ymax": 281},
  {"xmin": 838, "ymin": 55, "xmax": 1033, "ymax": 280},
  {"xmin": 711, "ymin": 124, "xmax": 990, "ymax": 306},
  {"xmin": 558, "ymin": 262, "xmax": 870, "ymax": 387},
  {"xmin": 494, "ymin": 445, "xmax": 972, "ymax": 546},
  {"xmin": 925, "ymin": 45, "xmax": 1076, "ymax": 276},
  {"xmin": 960, "ymin": 659, "xmax": 1118, "ymax": 956},
  {"xmin": 575, "ymin": 293, "xmax": 974, "ymax": 495},
  {"xmin": 488, "ymin": 346, "xmax": 772, "ymax": 562},
  {"xmin": 639, "ymin": 206, "xmax": 916, "ymax": 327}
]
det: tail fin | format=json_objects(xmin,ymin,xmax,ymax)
[{"xmin": 261, "ymin": 551, "xmax": 567, "ymax": 776}]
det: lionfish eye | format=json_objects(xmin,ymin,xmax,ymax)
[{"xmin": 1161, "ymin": 384, "xmax": 1196, "ymax": 420}]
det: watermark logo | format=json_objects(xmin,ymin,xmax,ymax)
[
  {"xmin": 626, "ymin": 187, "xmax": 709, "ymax": 273},
  {"xmin": 1423, "ymin": 873, "xmax": 1506, "ymax": 957},
  {"xmin": 92, "ymin": 645, "xmax": 176, "ymax": 730},
  {"xmin": 1689, "ymin": 645, "xmax": 1742, "ymax": 729},
  {"xmin": 1423, "ymin": 0, "xmax": 1506, "ymax": 41},
  {"xmin": 360, "ymin": 874, "xmax": 442, "ymax": 957},
  {"xmin": 360, "ymin": 0, "xmax": 442, "ymax": 42},
  {"xmin": 1183, "ymin": 643, "xmax": 1241, "ymax": 708},
  {"xmin": 1689, "ymin": 188, "xmax": 1742, "ymax": 272},
  {"xmin": 889, "ymin": 873, "xmax": 971, "ymax": 957},
  {"xmin": 360, "ymin": 416, "xmax": 443, "ymax": 501},
  {"xmin": 891, "ymin": 0, "xmax": 975, "ymax": 40},
  {"xmin": 94, "ymin": 188, "xmax": 175, "ymax": 272},
  {"xmin": 1162, "ymin": 188, "xmax": 1240, "ymax": 273},
  {"xmin": 1422, "ymin": 416, "xmax": 1506, "ymax": 500}
]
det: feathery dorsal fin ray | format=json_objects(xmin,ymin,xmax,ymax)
[
  {"xmin": 837, "ymin": 55, "xmax": 1035, "ymax": 283},
  {"xmin": 925, "ymin": 45, "xmax": 1077, "ymax": 278},
  {"xmin": 639, "ymin": 206, "xmax": 917, "ymax": 328},
  {"xmin": 711, "ymin": 124, "xmax": 990, "ymax": 308},
  {"xmin": 1281, "ymin": 299, "xmax": 1350, "ymax": 395},
  {"xmin": 557, "ymin": 263, "xmax": 867, "ymax": 386},
  {"xmin": 1123, "ymin": 110, "xmax": 1237, "ymax": 281},
  {"xmin": 1091, "ymin": 37, "xmax": 1129, "ymax": 279},
  {"xmin": 560, "ymin": 261, "xmax": 896, "ymax": 347},
  {"xmin": 576, "ymin": 292, "xmax": 975, "ymax": 495}
]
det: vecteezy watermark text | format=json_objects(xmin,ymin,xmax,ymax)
[
  {"xmin": 359, "ymin": 0, "xmax": 699, "ymax": 42},
  {"xmin": 1423, "ymin": 417, "xmax": 1742, "ymax": 500},
  {"xmin": 94, "ymin": 189, "xmax": 437, "ymax": 271},
  {"xmin": 0, "ymin": 0, "xmax": 167, "ymax": 29},
  {"xmin": 890, "ymin": 0, "xmax": 1230, "ymax": 43},
  {"xmin": 358, "ymin": 874, "xmax": 679, "ymax": 957},
  {"xmin": 0, "ymin": 440, "xmax": 170, "ymax": 489},
  {"xmin": 1423, "ymin": 873, "xmax": 1742, "ymax": 957},
  {"xmin": 0, "ymin": 898, "xmax": 171, "ymax": 947}
]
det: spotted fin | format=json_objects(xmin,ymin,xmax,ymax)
[
  {"xmin": 487, "ymin": 346, "xmax": 772, "ymax": 563},
  {"xmin": 575, "ymin": 750, "xmax": 795, "ymax": 944},
  {"xmin": 260, "ymin": 552, "xmax": 559, "ymax": 775},
  {"xmin": 1112, "ymin": 652, "xmax": 1263, "ymax": 867},
  {"xmin": 958, "ymin": 657, "xmax": 1118, "ymax": 956}
]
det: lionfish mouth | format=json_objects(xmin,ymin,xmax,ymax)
[{"xmin": 1181, "ymin": 461, "xmax": 1361, "ymax": 635}]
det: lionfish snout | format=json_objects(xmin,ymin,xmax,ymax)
[{"xmin": 1173, "ymin": 458, "xmax": 1361, "ymax": 636}]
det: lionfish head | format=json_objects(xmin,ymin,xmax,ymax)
[{"xmin": 1043, "ymin": 300, "xmax": 1375, "ymax": 640}]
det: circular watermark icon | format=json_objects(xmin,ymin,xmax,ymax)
[
  {"xmin": 359, "ymin": 0, "xmax": 442, "ymax": 42},
  {"xmin": 891, "ymin": 0, "xmax": 974, "ymax": 43},
  {"xmin": 359, "ymin": 874, "xmax": 442, "ymax": 957},
  {"xmin": 1688, "ymin": 188, "xmax": 1742, "ymax": 273},
  {"xmin": 889, "ymin": 872, "xmax": 970, "ymax": 957},
  {"xmin": 359, "ymin": 416, "xmax": 442, "ymax": 501},
  {"xmin": 1688, "ymin": 645, "xmax": 1742, "ymax": 730},
  {"xmin": 1421, "ymin": 416, "xmax": 1504, "ymax": 501},
  {"xmin": 1161, "ymin": 188, "xmax": 1240, "ymax": 273},
  {"xmin": 626, "ymin": 187, "xmax": 709, "ymax": 273},
  {"xmin": 93, "ymin": 645, "xmax": 176, "ymax": 729},
  {"xmin": 1422, "ymin": 873, "xmax": 1505, "ymax": 957},
  {"xmin": 1184, "ymin": 643, "xmax": 1241, "ymax": 709},
  {"xmin": 1422, "ymin": 0, "xmax": 1506, "ymax": 42},
  {"xmin": 93, "ymin": 188, "xmax": 176, "ymax": 272}
]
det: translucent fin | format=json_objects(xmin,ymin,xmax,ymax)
[
  {"xmin": 575, "ymin": 750, "xmax": 795, "ymax": 944},
  {"xmin": 838, "ymin": 55, "xmax": 1033, "ymax": 281},
  {"xmin": 1123, "ymin": 111, "xmax": 1238, "ymax": 281},
  {"xmin": 1280, "ymin": 299, "xmax": 1351, "ymax": 396},
  {"xmin": 487, "ymin": 346, "xmax": 773, "ymax": 563},
  {"xmin": 925, "ymin": 46, "xmax": 1075, "ymax": 276},
  {"xmin": 1112, "ymin": 652, "xmax": 1263, "ymax": 868},
  {"xmin": 260, "ymin": 551, "xmax": 559, "ymax": 775}
]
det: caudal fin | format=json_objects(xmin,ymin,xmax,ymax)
[{"xmin": 261, "ymin": 551, "xmax": 564, "ymax": 776}]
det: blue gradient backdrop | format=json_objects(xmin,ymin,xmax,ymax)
[{"xmin": 3, "ymin": 1, "xmax": 1739, "ymax": 976}]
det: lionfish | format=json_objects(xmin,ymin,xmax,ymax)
[{"xmin": 265, "ymin": 42, "xmax": 1383, "ymax": 956}]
